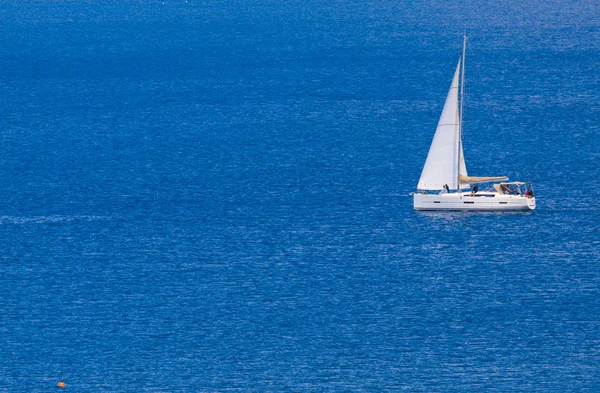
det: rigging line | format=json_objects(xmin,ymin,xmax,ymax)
[
  {"xmin": 466, "ymin": 42, "xmax": 523, "ymax": 181},
  {"xmin": 530, "ymin": 168, "xmax": 539, "ymax": 184}
]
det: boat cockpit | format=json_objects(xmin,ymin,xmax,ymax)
[{"xmin": 492, "ymin": 182, "xmax": 534, "ymax": 198}]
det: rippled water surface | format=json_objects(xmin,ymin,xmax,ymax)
[{"xmin": 1, "ymin": 0, "xmax": 599, "ymax": 391}]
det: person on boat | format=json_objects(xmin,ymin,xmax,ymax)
[
  {"xmin": 526, "ymin": 189, "xmax": 534, "ymax": 198},
  {"xmin": 442, "ymin": 184, "xmax": 450, "ymax": 194},
  {"xmin": 470, "ymin": 184, "xmax": 478, "ymax": 196}
]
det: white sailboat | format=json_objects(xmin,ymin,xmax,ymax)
[{"xmin": 413, "ymin": 36, "xmax": 536, "ymax": 211}]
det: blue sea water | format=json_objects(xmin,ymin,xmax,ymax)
[{"xmin": 0, "ymin": 0, "xmax": 599, "ymax": 391}]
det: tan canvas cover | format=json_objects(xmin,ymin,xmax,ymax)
[
  {"xmin": 494, "ymin": 184, "xmax": 510, "ymax": 193},
  {"xmin": 459, "ymin": 175, "xmax": 508, "ymax": 184}
]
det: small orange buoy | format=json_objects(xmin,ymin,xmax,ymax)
[{"xmin": 57, "ymin": 381, "xmax": 66, "ymax": 388}]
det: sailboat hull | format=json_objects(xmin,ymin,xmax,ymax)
[{"xmin": 413, "ymin": 193, "xmax": 535, "ymax": 211}]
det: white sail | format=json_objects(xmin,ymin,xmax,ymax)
[{"xmin": 417, "ymin": 61, "xmax": 462, "ymax": 190}]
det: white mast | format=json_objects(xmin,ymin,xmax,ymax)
[{"xmin": 457, "ymin": 34, "xmax": 467, "ymax": 190}]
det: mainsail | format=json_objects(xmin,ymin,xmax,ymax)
[
  {"xmin": 417, "ymin": 61, "xmax": 466, "ymax": 190},
  {"xmin": 417, "ymin": 57, "xmax": 507, "ymax": 190}
]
